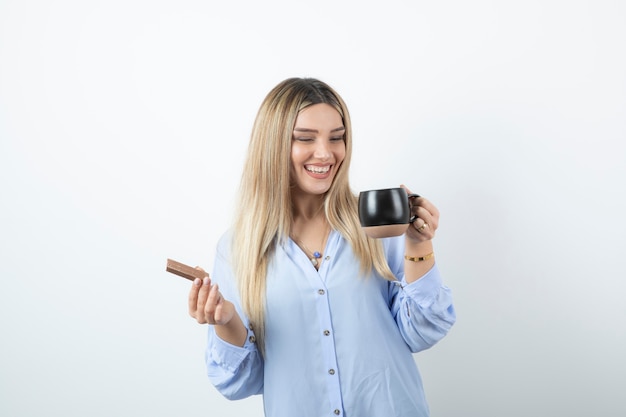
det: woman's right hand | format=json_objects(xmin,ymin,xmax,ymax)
[
  {"xmin": 188, "ymin": 268, "xmax": 248, "ymax": 347},
  {"xmin": 188, "ymin": 269, "xmax": 236, "ymax": 326}
]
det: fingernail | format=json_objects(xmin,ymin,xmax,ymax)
[
  {"xmin": 194, "ymin": 278, "xmax": 201, "ymax": 286},
  {"xmin": 203, "ymin": 277, "xmax": 210, "ymax": 285}
]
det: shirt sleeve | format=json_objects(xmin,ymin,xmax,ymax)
[
  {"xmin": 205, "ymin": 232, "xmax": 264, "ymax": 400},
  {"xmin": 383, "ymin": 236, "xmax": 456, "ymax": 353}
]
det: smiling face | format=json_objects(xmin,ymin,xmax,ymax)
[{"xmin": 290, "ymin": 103, "xmax": 346, "ymax": 198}]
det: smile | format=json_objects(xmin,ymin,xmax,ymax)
[{"xmin": 305, "ymin": 165, "xmax": 331, "ymax": 174}]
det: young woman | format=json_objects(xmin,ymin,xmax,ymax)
[{"xmin": 188, "ymin": 78, "xmax": 455, "ymax": 417}]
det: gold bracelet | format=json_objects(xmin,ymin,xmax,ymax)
[{"xmin": 404, "ymin": 252, "xmax": 434, "ymax": 262}]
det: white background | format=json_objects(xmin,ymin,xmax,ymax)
[{"xmin": 1, "ymin": 1, "xmax": 625, "ymax": 416}]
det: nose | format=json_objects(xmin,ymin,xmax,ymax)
[{"xmin": 313, "ymin": 140, "xmax": 332, "ymax": 160}]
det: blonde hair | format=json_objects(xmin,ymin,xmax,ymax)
[{"xmin": 231, "ymin": 78, "xmax": 394, "ymax": 355}]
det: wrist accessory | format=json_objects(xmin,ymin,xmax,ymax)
[{"xmin": 404, "ymin": 252, "xmax": 434, "ymax": 262}]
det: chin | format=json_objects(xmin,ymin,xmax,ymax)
[{"xmin": 303, "ymin": 182, "xmax": 332, "ymax": 195}]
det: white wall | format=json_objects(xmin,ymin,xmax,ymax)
[{"xmin": 1, "ymin": 1, "xmax": 625, "ymax": 416}]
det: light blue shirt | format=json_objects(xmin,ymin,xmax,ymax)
[{"xmin": 206, "ymin": 230, "xmax": 455, "ymax": 417}]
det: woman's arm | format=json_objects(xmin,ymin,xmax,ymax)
[
  {"xmin": 391, "ymin": 265, "xmax": 456, "ymax": 352},
  {"xmin": 188, "ymin": 234, "xmax": 264, "ymax": 400},
  {"xmin": 401, "ymin": 187, "xmax": 439, "ymax": 284},
  {"xmin": 189, "ymin": 275, "xmax": 247, "ymax": 346},
  {"xmin": 387, "ymin": 189, "xmax": 456, "ymax": 351}
]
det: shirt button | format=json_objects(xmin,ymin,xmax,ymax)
[
  {"xmin": 323, "ymin": 330, "xmax": 330, "ymax": 336},
  {"xmin": 318, "ymin": 289, "xmax": 325, "ymax": 295},
  {"xmin": 328, "ymin": 369, "xmax": 335, "ymax": 375},
  {"xmin": 334, "ymin": 410, "xmax": 341, "ymax": 415},
  {"xmin": 325, "ymin": 256, "xmax": 330, "ymax": 261},
  {"xmin": 248, "ymin": 335, "xmax": 256, "ymax": 343}
]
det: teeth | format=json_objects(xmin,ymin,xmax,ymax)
[{"xmin": 306, "ymin": 165, "xmax": 330, "ymax": 174}]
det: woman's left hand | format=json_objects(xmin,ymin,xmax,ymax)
[{"xmin": 402, "ymin": 185, "xmax": 439, "ymax": 242}]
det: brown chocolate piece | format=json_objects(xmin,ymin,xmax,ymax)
[{"xmin": 166, "ymin": 259, "xmax": 206, "ymax": 281}]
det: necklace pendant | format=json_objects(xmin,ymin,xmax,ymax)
[
  {"xmin": 311, "ymin": 251, "xmax": 322, "ymax": 266},
  {"xmin": 310, "ymin": 251, "xmax": 322, "ymax": 267}
]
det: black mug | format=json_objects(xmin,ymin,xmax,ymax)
[{"xmin": 358, "ymin": 187, "xmax": 418, "ymax": 238}]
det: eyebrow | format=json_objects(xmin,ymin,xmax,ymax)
[{"xmin": 293, "ymin": 126, "xmax": 346, "ymax": 133}]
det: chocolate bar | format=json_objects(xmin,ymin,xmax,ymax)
[{"xmin": 166, "ymin": 259, "xmax": 206, "ymax": 281}]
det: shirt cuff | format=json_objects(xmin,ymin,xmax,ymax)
[
  {"xmin": 208, "ymin": 327, "xmax": 257, "ymax": 373},
  {"xmin": 400, "ymin": 263, "xmax": 443, "ymax": 307}
]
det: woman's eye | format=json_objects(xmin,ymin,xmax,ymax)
[
  {"xmin": 330, "ymin": 136, "xmax": 344, "ymax": 142},
  {"xmin": 293, "ymin": 136, "xmax": 313, "ymax": 142}
]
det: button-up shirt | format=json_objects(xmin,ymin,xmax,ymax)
[{"xmin": 206, "ymin": 230, "xmax": 455, "ymax": 417}]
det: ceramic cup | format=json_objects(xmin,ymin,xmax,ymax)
[{"xmin": 358, "ymin": 187, "xmax": 419, "ymax": 238}]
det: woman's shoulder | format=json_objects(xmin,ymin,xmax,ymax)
[{"xmin": 215, "ymin": 228, "xmax": 234, "ymax": 258}]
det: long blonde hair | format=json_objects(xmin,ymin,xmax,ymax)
[{"xmin": 231, "ymin": 78, "xmax": 394, "ymax": 355}]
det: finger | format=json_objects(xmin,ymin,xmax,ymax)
[
  {"xmin": 194, "ymin": 266, "xmax": 208, "ymax": 277},
  {"xmin": 415, "ymin": 197, "xmax": 440, "ymax": 219},
  {"xmin": 188, "ymin": 267, "xmax": 209, "ymax": 319},
  {"xmin": 407, "ymin": 224, "xmax": 429, "ymax": 242},
  {"xmin": 400, "ymin": 184, "xmax": 414, "ymax": 195},
  {"xmin": 417, "ymin": 218, "xmax": 436, "ymax": 239},
  {"xmin": 205, "ymin": 283, "xmax": 221, "ymax": 324},
  {"xmin": 213, "ymin": 287, "xmax": 225, "ymax": 323},
  {"xmin": 411, "ymin": 217, "xmax": 428, "ymax": 233},
  {"xmin": 414, "ymin": 198, "xmax": 440, "ymax": 228},
  {"xmin": 414, "ymin": 206, "xmax": 438, "ymax": 231},
  {"xmin": 407, "ymin": 210, "xmax": 437, "ymax": 240},
  {"xmin": 188, "ymin": 278, "xmax": 203, "ymax": 320},
  {"xmin": 196, "ymin": 276, "xmax": 213, "ymax": 323}
]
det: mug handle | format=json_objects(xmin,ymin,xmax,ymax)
[{"xmin": 408, "ymin": 193, "xmax": 420, "ymax": 223}]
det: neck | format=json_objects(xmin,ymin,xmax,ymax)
[
  {"xmin": 291, "ymin": 190, "xmax": 325, "ymax": 222},
  {"xmin": 290, "ymin": 209, "xmax": 330, "ymax": 269}
]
